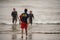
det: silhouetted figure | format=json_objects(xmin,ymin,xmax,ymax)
[
  {"xmin": 19, "ymin": 9, "xmax": 29, "ymax": 38},
  {"xmin": 29, "ymin": 11, "xmax": 34, "ymax": 25},
  {"xmin": 11, "ymin": 8, "xmax": 18, "ymax": 24}
]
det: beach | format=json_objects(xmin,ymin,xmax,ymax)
[
  {"xmin": 0, "ymin": 0, "xmax": 60, "ymax": 40},
  {"xmin": 0, "ymin": 24, "xmax": 60, "ymax": 40}
]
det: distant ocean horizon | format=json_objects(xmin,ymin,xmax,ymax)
[{"xmin": 0, "ymin": 0, "xmax": 60, "ymax": 24}]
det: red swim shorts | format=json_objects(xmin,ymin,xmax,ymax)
[{"xmin": 20, "ymin": 22, "xmax": 28, "ymax": 29}]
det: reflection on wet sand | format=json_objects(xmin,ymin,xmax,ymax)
[
  {"xmin": 12, "ymin": 33, "xmax": 17, "ymax": 40},
  {"xmin": 12, "ymin": 24, "xmax": 17, "ymax": 31},
  {"xmin": 11, "ymin": 24, "xmax": 32, "ymax": 40},
  {"xmin": 28, "ymin": 33, "xmax": 32, "ymax": 40},
  {"xmin": 19, "ymin": 33, "xmax": 32, "ymax": 40},
  {"xmin": 20, "ymin": 37, "xmax": 32, "ymax": 40},
  {"xmin": 12, "ymin": 24, "xmax": 17, "ymax": 40},
  {"xmin": 1, "ymin": 24, "xmax": 60, "ymax": 40}
]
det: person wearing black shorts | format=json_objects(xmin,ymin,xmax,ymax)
[
  {"xmin": 29, "ymin": 11, "xmax": 34, "ymax": 25},
  {"xmin": 11, "ymin": 8, "xmax": 18, "ymax": 24}
]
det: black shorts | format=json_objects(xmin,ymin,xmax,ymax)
[
  {"xmin": 12, "ymin": 17, "xmax": 17, "ymax": 22},
  {"xmin": 30, "ymin": 19, "xmax": 32, "ymax": 24}
]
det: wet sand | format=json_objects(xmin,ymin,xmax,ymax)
[{"xmin": 0, "ymin": 24, "xmax": 60, "ymax": 40}]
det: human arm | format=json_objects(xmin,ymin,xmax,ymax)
[{"xmin": 32, "ymin": 14, "xmax": 34, "ymax": 18}]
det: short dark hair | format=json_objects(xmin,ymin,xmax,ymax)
[
  {"xmin": 13, "ymin": 8, "xmax": 15, "ymax": 10},
  {"xmin": 24, "ymin": 8, "xmax": 28, "ymax": 13}
]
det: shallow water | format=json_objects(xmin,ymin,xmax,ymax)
[{"xmin": 0, "ymin": 24, "xmax": 60, "ymax": 40}]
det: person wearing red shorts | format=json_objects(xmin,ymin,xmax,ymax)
[{"xmin": 19, "ymin": 9, "xmax": 29, "ymax": 38}]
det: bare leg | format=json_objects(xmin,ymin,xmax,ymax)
[
  {"xmin": 21, "ymin": 29, "xmax": 23, "ymax": 38},
  {"xmin": 31, "ymin": 20, "xmax": 32, "ymax": 25},
  {"xmin": 15, "ymin": 20, "xmax": 17, "ymax": 24},
  {"xmin": 25, "ymin": 29, "xmax": 27, "ymax": 37},
  {"xmin": 12, "ymin": 18, "xmax": 14, "ymax": 24},
  {"xmin": 31, "ymin": 23, "xmax": 32, "ymax": 25}
]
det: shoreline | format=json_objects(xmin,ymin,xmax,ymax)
[{"xmin": 0, "ymin": 23, "xmax": 60, "ymax": 25}]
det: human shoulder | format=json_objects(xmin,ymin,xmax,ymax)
[{"xmin": 20, "ymin": 13, "xmax": 24, "ymax": 16}]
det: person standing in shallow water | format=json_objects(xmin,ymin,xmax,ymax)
[
  {"xmin": 11, "ymin": 8, "xmax": 18, "ymax": 24},
  {"xmin": 19, "ymin": 9, "xmax": 29, "ymax": 38},
  {"xmin": 29, "ymin": 11, "xmax": 34, "ymax": 25}
]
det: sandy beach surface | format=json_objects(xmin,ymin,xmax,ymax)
[{"xmin": 0, "ymin": 24, "xmax": 60, "ymax": 40}]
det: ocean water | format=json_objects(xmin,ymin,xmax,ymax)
[{"xmin": 0, "ymin": 0, "xmax": 60, "ymax": 24}]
